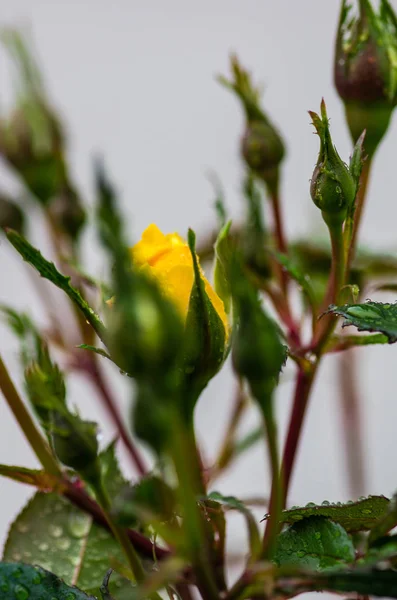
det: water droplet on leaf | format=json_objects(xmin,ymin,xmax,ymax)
[{"xmin": 13, "ymin": 584, "xmax": 29, "ymax": 600}]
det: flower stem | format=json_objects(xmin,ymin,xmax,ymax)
[
  {"xmin": 279, "ymin": 365, "xmax": 317, "ymax": 507},
  {"xmin": 348, "ymin": 159, "xmax": 372, "ymax": 267},
  {"xmin": 270, "ymin": 185, "xmax": 289, "ymax": 297},
  {"xmin": 0, "ymin": 354, "xmax": 61, "ymax": 477},
  {"xmin": 261, "ymin": 391, "xmax": 282, "ymax": 559}
]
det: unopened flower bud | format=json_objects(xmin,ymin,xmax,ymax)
[
  {"xmin": 309, "ymin": 100, "xmax": 357, "ymax": 227},
  {"xmin": 232, "ymin": 270, "xmax": 286, "ymax": 401},
  {"xmin": 0, "ymin": 194, "xmax": 25, "ymax": 234},
  {"xmin": 219, "ymin": 55, "xmax": 285, "ymax": 194},
  {"xmin": 334, "ymin": 0, "xmax": 397, "ymax": 156},
  {"xmin": 241, "ymin": 121, "xmax": 285, "ymax": 194}
]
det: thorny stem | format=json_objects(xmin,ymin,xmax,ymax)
[
  {"xmin": 82, "ymin": 353, "xmax": 148, "ymax": 476},
  {"xmin": 0, "ymin": 354, "xmax": 62, "ymax": 477}
]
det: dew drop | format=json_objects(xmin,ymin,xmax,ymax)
[
  {"xmin": 305, "ymin": 502, "xmax": 316, "ymax": 507},
  {"xmin": 315, "ymin": 532, "xmax": 321, "ymax": 540},
  {"xmin": 49, "ymin": 524, "xmax": 63, "ymax": 538},
  {"xmin": 56, "ymin": 538, "xmax": 71, "ymax": 551},
  {"xmin": 68, "ymin": 513, "xmax": 91, "ymax": 539},
  {"xmin": 65, "ymin": 593, "xmax": 76, "ymax": 600},
  {"xmin": 321, "ymin": 500, "xmax": 330, "ymax": 506},
  {"xmin": 0, "ymin": 576, "xmax": 9, "ymax": 592},
  {"xmin": 362, "ymin": 509, "xmax": 371, "ymax": 515},
  {"xmin": 16, "ymin": 522, "xmax": 30, "ymax": 534},
  {"xmin": 13, "ymin": 583, "xmax": 29, "ymax": 600},
  {"xmin": 297, "ymin": 550, "xmax": 306, "ymax": 558},
  {"xmin": 31, "ymin": 571, "xmax": 42, "ymax": 584},
  {"xmin": 38, "ymin": 542, "xmax": 49, "ymax": 552}
]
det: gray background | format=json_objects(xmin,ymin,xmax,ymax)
[{"xmin": 1, "ymin": 0, "xmax": 397, "ymax": 592}]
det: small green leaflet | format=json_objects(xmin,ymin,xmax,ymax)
[
  {"xmin": 269, "ymin": 495, "xmax": 390, "ymax": 533},
  {"xmin": 274, "ymin": 516, "xmax": 355, "ymax": 570},
  {"xmin": 328, "ymin": 301, "xmax": 397, "ymax": 343},
  {"xmin": 6, "ymin": 230, "xmax": 106, "ymax": 342},
  {"xmin": 3, "ymin": 492, "xmax": 133, "ymax": 598},
  {"xmin": 208, "ymin": 491, "xmax": 261, "ymax": 559},
  {"xmin": 369, "ymin": 493, "xmax": 397, "ymax": 544},
  {"xmin": 0, "ymin": 464, "xmax": 60, "ymax": 491},
  {"xmin": 0, "ymin": 562, "xmax": 94, "ymax": 599}
]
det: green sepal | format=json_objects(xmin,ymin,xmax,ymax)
[
  {"xmin": 213, "ymin": 220, "xmax": 232, "ymax": 316},
  {"xmin": 182, "ymin": 229, "xmax": 227, "ymax": 412}
]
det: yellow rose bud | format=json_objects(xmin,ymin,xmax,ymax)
[{"xmin": 130, "ymin": 224, "xmax": 229, "ymax": 336}]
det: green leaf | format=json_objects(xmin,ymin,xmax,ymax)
[
  {"xmin": 3, "ymin": 492, "xmax": 133, "ymax": 597},
  {"xmin": 213, "ymin": 220, "xmax": 232, "ymax": 316},
  {"xmin": 361, "ymin": 534, "xmax": 397, "ymax": 566},
  {"xmin": 77, "ymin": 345, "xmax": 112, "ymax": 361},
  {"xmin": 273, "ymin": 495, "xmax": 390, "ymax": 533},
  {"xmin": 271, "ymin": 251, "xmax": 316, "ymax": 311},
  {"xmin": 274, "ymin": 516, "xmax": 355, "ymax": 570},
  {"xmin": 0, "ymin": 305, "xmax": 40, "ymax": 365},
  {"xmin": 208, "ymin": 491, "xmax": 261, "ymax": 559},
  {"xmin": 369, "ymin": 493, "xmax": 397, "ymax": 544},
  {"xmin": 328, "ymin": 301, "xmax": 397, "ymax": 343},
  {"xmin": 0, "ymin": 562, "xmax": 94, "ymax": 599},
  {"xmin": 329, "ymin": 333, "xmax": 389, "ymax": 350},
  {"xmin": 0, "ymin": 464, "xmax": 60, "ymax": 491},
  {"xmin": 6, "ymin": 230, "xmax": 106, "ymax": 342}
]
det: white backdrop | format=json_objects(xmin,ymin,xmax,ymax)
[{"xmin": 1, "ymin": 0, "xmax": 397, "ymax": 594}]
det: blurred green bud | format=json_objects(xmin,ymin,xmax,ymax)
[
  {"xmin": 51, "ymin": 410, "xmax": 100, "ymax": 482},
  {"xmin": 219, "ymin": 55, "xmax": 285, "ymax": 194},
  {"xmin": 309, "ymin": 100, "xmax": 358, "ymax": 227},
  {"xmin": 334, "ymin": 0, "xmax": 397, "ymax": 156},
  {"xmin": 0, "ymin": 194, "xmax": 25, "ymax": 234},
  {"xmin": 0, "ymin": 102, "xmax": 67, "ymax": 205},
  {"xmin": 106, "ymin": 270, "xmax": 184, "ymax": 381},
  {"xmin": 49, "ymin": 185, "xmax": 86, "ymax": 241},
  {"xmin": 0, "ymin": 30, "xmax": 68, "ymax": 203},
  {"xmin": 241, "ymin": 122, "xmax": 285, "ymax": 193},
  {"xmin": 111, "ymin": 475, "xmax": 175, "ymax": 527},
  {"xmin": 232, "ymin": 268, "xmax": 286, "ymax": 402}
]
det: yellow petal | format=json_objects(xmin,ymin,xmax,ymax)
[{"xmin": 130, "ymin": 224, "xmax": 229, "ymax": 335}]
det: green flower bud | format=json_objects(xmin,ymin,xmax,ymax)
[
  {"xmin": 309, "ymin": 100, "xmax": 357, "ymax": 227},
  {"xmin": 106, "ymin": 270, "xmax": 184, "ymax": 381},
  {"xmin": 0, "ymin": 31, "xmax": 67, "ymax": 203},
  {"xmin": 0, "ymin": 194, "xmax": 25, "ymax": 234},
  {"xmin": 232, "ymin": 269, "xmax": 286, "ymax": 401},
  {"xmin": 49, "ymin": 185, "xmax": 86, "ymax": 241},
  {"xmin": 241, "ymin": 121, "xmax": 285, "ymax": 193},
  {"xmin": 219, "ymin": 55, "xmax": 285, "ymax": 194},
  {"xmin": 334, "ymin": 0, "xmax": 397, "ymax": 156}
]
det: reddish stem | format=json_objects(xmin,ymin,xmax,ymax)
[
  {"xmin": 280, "ymin": 366, "xmax": 317, "ymax": 507},
  {"xmin": 270, "ymin": 188, "xmax": 289, "ymax": 297}
]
